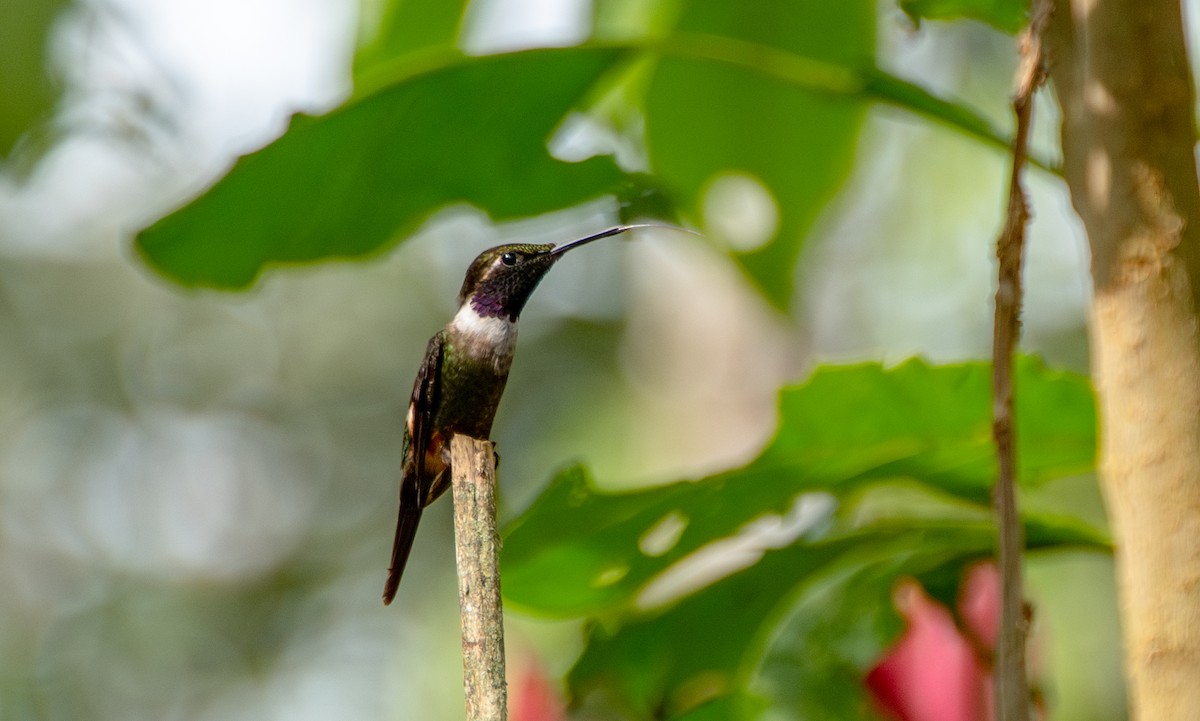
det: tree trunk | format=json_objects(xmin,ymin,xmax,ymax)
[{"xmin": 1049, "ymin": 1, "xmax": 1200, "ymax": 718}]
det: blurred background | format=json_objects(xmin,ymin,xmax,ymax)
[{"xmin": 0, "ymin": 0, "xmax": 1124, "ymax": 719}]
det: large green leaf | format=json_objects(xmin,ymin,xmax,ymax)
[
  {"xmin": 136, "ymin": 48, "xmax": 628, "ymax": 288},
  {"xmin": 899, "ymin": 0, "xmax": 1029, "ymax": 34},
  {"xmin": 565, "ymin": 518, "xmax": 1102, "ymax": 720},
  {"xmin": 758, "ymin": 356, "xmax": 1096, "ymax": 500},
  {"xmin": 502, "ymin": 357, "xmax": 1097, "ymax": 617},
  {"xmin": 567, "ymin": 532, "xmax": 875, "ymax": 720},
  {"xmin": 643, "ymin": 0, "xmax": 874, "ymax": 308}
]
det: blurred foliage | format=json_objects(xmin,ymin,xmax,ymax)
[
  {"xmin": 639, "ymin": 0, "xmax": 872, "ymax": 306},
  {"xmin": 504, "ymin": 357, "xmax": 1098, "ymax": 617},
  {"xmin": 137, "ymin": 48, "xmax": 627, "ymax": 288},
  {"xmin": 0, "ymin": 0, "xmax": 70, "ymax": 161},
  {"xmin": 504, "ymin": 358, "xmax": 1102, "ymax": 718},
  {"xmin": 899, "ymin": 0, "xmax": 1029, "ymax": 34},
  {"xmin": 135, "ymin": 0, "xmax": 1028, "ymax": 307}
]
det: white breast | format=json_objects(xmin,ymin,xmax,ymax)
[{"xmin": 450, "ymin": 303, "xmax": 518, "ymax": 371}]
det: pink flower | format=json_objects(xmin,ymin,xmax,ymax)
[
  {"xmin": 511, "ymin": 660, "xmax": 566, "ymax": 721},
  {"xmin": 865, "ymin": 563, "xmax": 1004, "ymax": 721}
]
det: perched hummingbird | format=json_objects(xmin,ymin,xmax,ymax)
[{"xmin": 383, "ymin": 224, "xmax": 651, "ymax": 604}]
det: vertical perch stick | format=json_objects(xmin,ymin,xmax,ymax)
[{"xmin": 451, "ymin": 434, "xmax": 507, "ymax": 721}]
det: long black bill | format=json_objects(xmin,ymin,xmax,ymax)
[{"xmin": 549, "ymin": 223, "xmax": 693, "ymax": 256}]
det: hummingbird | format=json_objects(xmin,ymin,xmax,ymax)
[{"xmin": 383, "ymin": 224, "xmax": 656, "ymax": 604}]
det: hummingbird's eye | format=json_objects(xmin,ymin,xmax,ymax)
[{"xmin": 500, "ymin": 252, "xmax": 518, "ymax": 266}]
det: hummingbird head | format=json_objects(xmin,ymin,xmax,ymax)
[
  {"xmin": 456, "ymin": 243, "xmax": 559, "ymax": 322},
  {"xmin": 456, "ymin": 226, "xmax": 638, "ymax": 322}
]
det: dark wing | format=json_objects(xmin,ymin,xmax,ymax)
[
  {"xmin": 383, "ymin": 331, "xmax": 445, "ymax": 605},
  {"xmin": 411, "ymin": 331, "xmax": 444, "ymax": 505}
]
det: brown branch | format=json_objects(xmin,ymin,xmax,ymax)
[
  {"xmin": 991, "ymin": 2, "xmax": 1051, "ymax": 719},
  {"xmin": 451, "ymin": 434, "xmax": 507, "ymax": 721}
]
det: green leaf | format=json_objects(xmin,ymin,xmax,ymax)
[
  {"xmin": 567, "ymin": 531, "xmax": 883, "ymax": 719},
  {"xmin": 899, "ymin": 0, "xmax": 1029, "ymax": 34},
  {"xmin": 565, "ymin": 519, "xmax": 1096, "ymax": 719},
  {"xmin": 354, "ymin": 0, "xmax": 468, "ymax": 75},
  {"xmin": 592, "ymin": 0, "xmax": 683, "ymax": 40},
  {"xmin": 0, "ymin": 0, "xmax": 71, "ymax": 161},
  {"xmin": 755, "ymin": 561, "xmax": 906, "ymax": 721},
  {"xmin": 758, "ymin": 356, "xmax": 1096, "ymax": 500},
  {"xmin": 136, "ymin": 47, "xmax": 628, "ymax": 288},
  {"xmin": 670, "ymin": 694, "xmax": 769, "ymax": 721},
  {"xmin": 643, "ymin": 0, "xmax": 874, "ymax": 308},
  {"xmin": 642, "ymin": 35, "xmax": 1053, "ymax": 173},
  {"xmin": 503, "ymin": 357, "xmax": 1098, "ymax": 617}
]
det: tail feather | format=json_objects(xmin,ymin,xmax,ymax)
[{"xmin": 383, "ymin": 498, "xmax": 422, "ymax": 605}]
